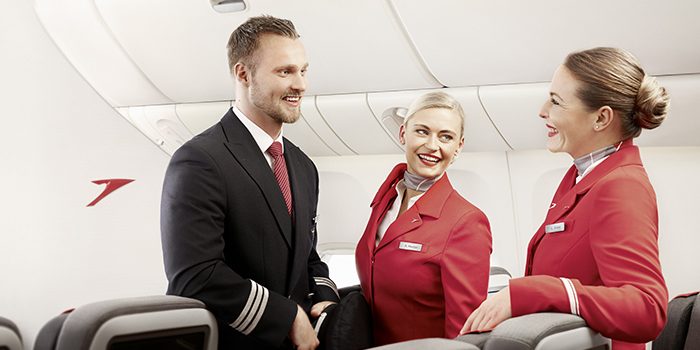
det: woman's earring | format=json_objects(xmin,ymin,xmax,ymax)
[{"xmin": 594, "ymin": 124, "xmax": 599, "ymax": 130}]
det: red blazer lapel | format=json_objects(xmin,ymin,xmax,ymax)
[
  {"xmin": 363, "ymin": 164, "xmax": 406, "ymax": 255},
  {"xmin": 375, "ymin": 173, "xmax": 455, "ymax": 252}
]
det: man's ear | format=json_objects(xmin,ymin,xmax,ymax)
[
  {"xmin": 594, "ymin": 105, "xmax": 615, "ymax": 131},
  {"xmin": 233, "ymin": 62, "xmax": 250, "ymax": 86}
]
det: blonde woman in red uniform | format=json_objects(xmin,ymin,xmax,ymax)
[
  {"xmin": 461, "ymin": 47, "xmax": 669, "ymax": 349},
  {"xmin": 356, "ymin": 91, "xmax": 492, "ymax": 346}
]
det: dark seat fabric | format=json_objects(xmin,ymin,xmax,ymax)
[
  {"xmin": 653, "ymin": 292, "xmax": 699, "ymax": 350},
  {"xmin": 685, "ymin": 293, "xmax": 700, "ymax": 350}
]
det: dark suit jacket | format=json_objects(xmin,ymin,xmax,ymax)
[{"xmin": 161, "ymin": 108, "xmax": 339, "ymax": 349}]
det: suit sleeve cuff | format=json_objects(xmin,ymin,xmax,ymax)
[
  {"xmin": 313, "ymin": 277, "xmax": 340, "ymax": 303},
  {"xmin": 228, "ymin": 280, "xmax": 297, "ymax": 347}
]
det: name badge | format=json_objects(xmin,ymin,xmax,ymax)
[
  {"xmin": 399, "ymin": 241, "xmax": 423, "ymax": 252},
  {"xmin": 545, "ymin": 222, "xmax": 566, "ymax": 233}
]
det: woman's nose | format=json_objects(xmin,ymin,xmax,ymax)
[{"xmin": 538, "ymin": 100, "xmax": 549, "ymax": 119}]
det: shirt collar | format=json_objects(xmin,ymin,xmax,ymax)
[
  {"xmin": 573, "ymin": 143, "xmax": 618, "ymax": 177},
  {"xmin": 232, "ymin": 105, "xmax": 284, "ymax": 154},
  {"xmin": 394, "ymin": 180, "xmax": 424, "ymax": 209}
]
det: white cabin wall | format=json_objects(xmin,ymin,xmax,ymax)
[
  {"xmin": 642, "ymin": 147, "xmax": 700, "ymax": 298},
  {"xmin": 0, "ymin": 2, "xmax": 169, "ymax": 348}
]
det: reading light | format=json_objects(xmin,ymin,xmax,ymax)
[{"xmin": 210, "ymin": 0, "xmax": 247, "ymax": 13}]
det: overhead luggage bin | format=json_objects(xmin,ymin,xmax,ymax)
[
  {"xmin": 301, "ymin": 97, "xmax": 356, "ymax": 155},
  {"xmin": 478, "ymin": 83, "xmax": 550, "ymax": 150},
  {"xmin": 316, "ymin": 93, "xmax": 403, "ymax": 155},
  {"xmin": 367, "ymin": 88, "xmax": 510, "ymax": 152},
  {"xmin": 392, "ymin": 0, "xmax": 700, "ymax": 87},
  {"xmin": 123, "ymin": 105, "xmax": 193, "ymax": 155},
  {"xmin": 175, "ymin": 101, "xmax": 232, "ymax": 136}
]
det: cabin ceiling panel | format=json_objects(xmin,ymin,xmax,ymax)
[
  {"xmin": 92, "ymin": 0, "xmax": 440, "ymax": 104},
  {"xmin": 316, "ymin": 94, "xmax": 403, "ymax": 155},
  {"xmin": 367, "ymin": 88, "xmax": 510, "ymax": 152},
  {"xmin": 393, "ymin": 0, "xmax": 700, "ymax": 87},
  {"xmin": 479, "ymin": 83, "xmax": 550, "ymax": 150},
  {"xmin": 34, "ymin": 0, "xmax": 172, "ymax": 107}
]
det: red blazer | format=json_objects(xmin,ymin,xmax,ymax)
[
  {"xmin": 356, "ymin": 164, "xmax": 492, "ymax": 345},
  {"xmin": 509, "ymin": 140, "xmax": 668, "ymax": 350}
]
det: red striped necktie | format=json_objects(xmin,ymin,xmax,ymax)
[{"xmin": 267, "ymin": 141, "xmax": 293, "ymax": 215}]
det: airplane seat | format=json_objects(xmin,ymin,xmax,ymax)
[
  {"xmin": 487, "ymin": 266, "xmax": 511, "ymax": 296},
  {"xmin": 33, "ymin": 295, "xmax": 217, "ymax": 350},
  {"xmin": 338, "ymin": 284, "xmax": 362, "ymax": 299},
  {"xmin": 456, "ymin": 313, "xmax": 610, "ymax": 350},
  {"xmin": 653, "ymin": 291, "xmax": 699, "ymax": 350},
  {"xmin": 685, "ymin": 292, "xmax": 700, "ymax": 349},
  {"xmin": 34, "ymin": 311, "xmax": 71, "ymax": 350},
  {"xmin": 0, "ymin": 316, "xmax": 22, "ymax": 350}
]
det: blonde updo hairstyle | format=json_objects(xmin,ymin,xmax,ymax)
[
  {"xmin": 404, "ymin": 91, "xmax": 466, "ymax": 138},
  {"xmin": 564, "ymin": 47, "xmax": 669, "ymax": 139}
]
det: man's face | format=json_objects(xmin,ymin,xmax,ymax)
[{"xmin": 247, "ymin": 34, "xmax": 308, "ymax": 124}]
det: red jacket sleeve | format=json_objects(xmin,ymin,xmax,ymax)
[
  {"xmin": 441, "ymin": 208, "xmax": 492, "ymax": 338},
  {"xmin": 511, "ymin": 170, "xmax": 668, "ymax": 343}
]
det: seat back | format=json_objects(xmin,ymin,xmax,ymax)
[
  {"xmin": 0, "ymin": 316, "xmax": 22, "ymax": 350},
  {"xmin": 33, "ymin": 295, "xmax": 217, "ymax": 350},
  {"xmin": 653, "ymin": 292, "xmax": 698, "ymax": 350},
  {"xmin": 684, "ymin": 293, "xmax": 700, "ymax": 350}
]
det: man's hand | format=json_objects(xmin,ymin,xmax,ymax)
[
  {"xmin": 460, "ymin": 287, "xmax": 512, "ymax": 334},
  {"xmin": 310, "ymin": 301, "xmax": 336, "ymax": 318},
  {"xmin": 289, "ymin": 305, "xmax": 319, "ymax": 350}
]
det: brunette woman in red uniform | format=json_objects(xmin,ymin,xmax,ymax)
[
  {"xmin": 461, "ymin": 47, "xmax": 670, "ymax": 350},
  {"xmin": 356, "ymin": 91, "xmax": 492, "ymax": 346}
]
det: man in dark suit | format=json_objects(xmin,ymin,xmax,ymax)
[{"xmin": 161, "ymin": 15, "xmax": 339, "ymax": 350}]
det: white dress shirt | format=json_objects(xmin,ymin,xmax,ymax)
[{"xmin": 232, "ymin": 105, "xmax": 284, "ymax": 168}]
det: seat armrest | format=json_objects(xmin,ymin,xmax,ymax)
[
  {"xmin": 368, "ymin": 338, "xmax": 480, "ymax": 350},
  {"xmin": 459, "ymin": 313, "xmax": 610, "ymax": 350},
  {"xmin": 488, "ymin": 313, "xmax": 609, "ymax": 350}
]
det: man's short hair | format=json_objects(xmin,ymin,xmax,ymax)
[{"xmin": 227, "ymin": 15, "xmax": 300, "ymax": 74}]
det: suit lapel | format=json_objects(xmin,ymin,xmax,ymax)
[
  {"xmin": 375, "ymin": 173, "xmax": 453, "ymax": 252},
  {"xmin": 220, "ymin": 109, "xmax": 293, "ymax": 248},
  {"xmin": 285, "ymin": 141, "xmax": 311, "ymax": 293}
]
